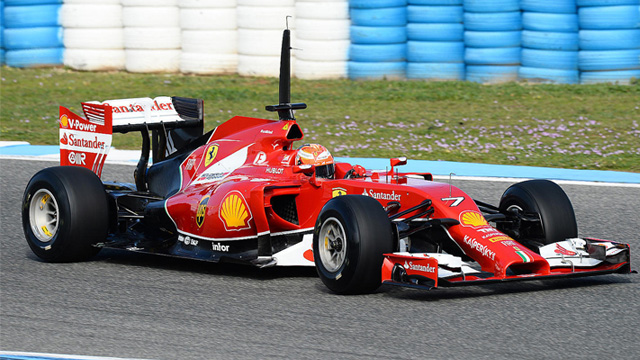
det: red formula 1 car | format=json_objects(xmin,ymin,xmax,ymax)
[{"xmin": 22, "ymin": 30, "xmax": 632, "ymax": 294}]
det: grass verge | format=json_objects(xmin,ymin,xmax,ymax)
[{"xmin": 1, "ymin": 67, "xmax": 639, "ymax": 172}]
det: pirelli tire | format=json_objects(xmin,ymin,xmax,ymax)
[
  {"xmin": 498, "ymin": 179, "xmax": 578, "ymax": 247},
  {"xmin": 313, "ymin": 195, "xmax": 394, "ymax": 295},
  {"xmin": 22, "ymin": 166, "xmax": 108, "ymax": 262}
]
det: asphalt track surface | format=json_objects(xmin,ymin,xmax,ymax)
[{"xmin": 1, "ymin": 159, "xmax": 638, "ymax": 360}]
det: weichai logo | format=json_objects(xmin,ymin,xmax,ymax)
[
  {"xmin": 196, "ymin": 195, "xmax": 210, "ymax": 228},
  {"xmin": 219, "ymin": 191, "xmax": 252, "ymax": 231}
]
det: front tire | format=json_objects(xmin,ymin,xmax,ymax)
[
  {"xmin": 313, "ymin": 195, "xmax": 394, "ymax": 294},
  {"xmin": 22, "ymin": 166, "xmax": 108, "ymax": 262},
  {"xmin": 498, "ymin": 179, "xmax": 577, "ymax": 246}
]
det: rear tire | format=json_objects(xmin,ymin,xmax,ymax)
[
  {"xmin": 498, "ymin": 179, "xmax": 577, "ymax": 246},
  {"xmin": 313, "ymin": 195, "xmax": 394, "ymax": 294},
  {"xmin": 22, "ymin": 166, "xmax": 108, "ymax": 262}
]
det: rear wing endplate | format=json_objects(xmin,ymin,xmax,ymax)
[{"xmin": 59, "ymin": 96, "xmax": 204, "ymax": 179}]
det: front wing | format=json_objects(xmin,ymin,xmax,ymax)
[{"xmin": 381, "ymin": 238, "xmax": 632, "ymax": 290}]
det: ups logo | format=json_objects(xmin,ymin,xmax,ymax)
[{"xmin": 196, "ymin": 195, "xmax": 210, "ymax": 228}]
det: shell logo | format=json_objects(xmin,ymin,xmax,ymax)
[
  {"xmin": 459, "ymin": 210, "xmax": 489, "ymax": 228},
  {"xmin": 219, "ymin": 191, "xmax": 253, "ymax": 231},
  {"xmin": 60, "ymin": 114, "xmax": 69, "ymax": 128},
  {"xmin": 204, "ymin": 144, "xmax": 219, "ymax": 167},
  {"xmin": 196, "ymin": 195, "xmax": 210, "ymax": 228}
]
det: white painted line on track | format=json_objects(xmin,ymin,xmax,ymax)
[{"xmin": 0, "ymin": 351, "xmax": 153, "ymax": 360}]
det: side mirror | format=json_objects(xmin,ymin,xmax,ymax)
[
  {"xmin": 390, "ymin": 157, "xmax": 407, "ymax": 167},
  {"xmin": 293, "ymin": 164, "xmax": 315, "ymax": 174}
]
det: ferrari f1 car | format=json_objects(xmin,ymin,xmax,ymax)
[{"xmin": 22, "ymin": 29, "xmax": 632, "ymax": 294}]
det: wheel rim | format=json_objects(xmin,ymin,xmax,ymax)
[
  {"xmin": 318, "ymin": 217, "xmax": 347, "ymax": 273},
  {"xmin": 29, "ymin": 189, "xmax": 59, "ymax": 243}
]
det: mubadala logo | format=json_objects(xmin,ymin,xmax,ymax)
[
  {"xmin": 362, "ymin": 189, "xmax": 401, "ymax": 201},
  {"xmin": 212, "ymin": 242, "xmax": 230, "ymax": 252},
  {"xmin": 404, "ymin": 261, "xmax": 436, "ymax": 274}
]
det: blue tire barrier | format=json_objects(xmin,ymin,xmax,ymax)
[
  {"xmin": 578, "ymin": 6, "xmax": 640, "ymax": 30},
  {"xmin": 580, "ymin": 69, "xmax": 640, "ymax": 84},
  {"xmin": 579, "ymin": 29, "xmax": 640, "ymax": 50},
  {"xmin": 520, "ymin": 0, "xmax": 578, "ymax": 14},
  {"xmin": 522, "ymin": 13, "xmax": 579, "ymax": 32},
  {"xmin": 3, "ymin": 5, "xmax": 61, "ymax": 29},
  {"xmin": 5, "ymin": 0, "xmax": 61, "ymax": 5},
  {"xmin": 351, "ymin": 26, "xmax": 407, "ymax": 44},
  {"xmin": 3, "ymin": 27, "xmax": 63, "ymax": 50},
  {"xmin": 0, "ymin": 49, "xmax": 5, "ymax": 65},
  {"xmin": 5, "ymin": 47, "xmax": 63, "ymax": 67},
  {"xmin": 464, "ymin": 31, "xmax": 521, "ymax": 48},
  {"xmin": 350, "ymin": 7, "xmax": 407, "ymax": 26},
  {"xmin": 350, "ymin": 0, "xmax": 408, "ymax": 8},
  {"xmin": 350, "ymin": 43, "xmax": 407, "ymax": 62},
  {"xmin": 463, "ymin": 11, "xmax": 522, "ymax": 31},
  {"xmin": 409, "ymin": 0, "xmax": 462, "ymax": 4},
  {"xmin": 348, "ymin": 61, "xmax": 407, "ymax": 80},
  {"xmin": 576, "ymin": 0, "xmax": 640, "ymax": 6},
  {"xmin": 578, "ymin": 49, "xmax": 640, "ymax": 70},
  {"xmin": 407, "ymin": 41, "xmax": 464, "ymax": 62},
  {"xmin": 463, "ymin": 0, "xmax": 520, "ymax": 13},
  {"xmin": 522, "ymin": 31, "xmax": 579, "ymax": 51},
  {"xmin": 407, "ymin": 23, "xmax": 464, "ymax": 41},
  {"xmin": 465, "ymin": 47, "xmax": 521, "ymax": 65},
  {"xmin": 521, "ymin": 48, "xmax": 578, "ymax": 69},
  {"xmin": 518, "ymin": 67, "xmax": 580, "ymax": 84},
  {"xmin": 407, "ymin": 5, "xmax": 463, "ymax": 23},
  {"xmin": 407, "ymin": 62, "xmax": 465, "ymax": 80},
  {"xmin": 466, "ymin": 65, "xmax": 519, "ymax": 83}
]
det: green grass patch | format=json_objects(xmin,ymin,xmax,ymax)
[{"xmin": 1, "ymin": 66, "xmax": 639, "ymax": 172}]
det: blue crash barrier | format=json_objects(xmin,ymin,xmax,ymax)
[
  {"xmin": 465, "ymin": 65, "xmax": 519, "ymax": 83},
  {"xmin": 350, "ymin": 25, "xmax": 407, "ymax": 44},
  {"xmin": 464, "ymin": 31, "xmax": 521, "ymax": 48},
  {"xmin": 465, "ymin": 47, "xmax": 521, "ymax": 65},
  {"xmin": 522, "ymin": 31, "xmax": 579, "ymax": 51},
  {"xmin": 522, "ymin": 48, "xmax": 579, "ymax": 70},
  {"xmin": 579, "ymin": 29, "xmax": 640, "ymax": 50},
  {"xmin": 5, "ymin": 47, "xmax": 63, "ymax": 67},
  {"xmin": 462, "ymin": 0, "xmax": 520, "ymax": 13},
  {"xmin": 576, "ymin": 0, "xmax": 640, "ymax": 6},
  {"xmin": 407, "ymin": 23, "xmax": 464, "ymax": 41},
  {"xmin": 407, "ymin": 5, "xmax": 464, "ymax": 23},
  {"xmin": 349, "ymin": 43, "xmax": 407, "ymax": 62},
  {"xmin": 578, "ymin": 5, "xmax": 640, "ymax": 30},
  {"xmin": 350, "ymin": 0, "xmax": 408, "ymax": 8},
  {"xmin": 3, "ymin": 4, "xmax": 61, "ymax": 28},
  {"xmin": 350, "ymin": 7, "xmax": 408, "ymax": 26},
  {"xmin": 3, "ymin": 27, "xmax": 63, "ymax": 50},
  {"xmin": 580, "ymin": 69, "xmax": 640, "ymax": 84},
  {"xmin": 519, "ymin": 67, "xmax": 580, "ymax": 84},
  {"xmin": 407, "ymin": 41, "xmax": 464, "ymax": 62},
  {"xmin": 522, "ymin": 12, "xmax": 579, "ymax": 32},
  {"xmin": 463, "ymin": 11, "xmax": 522, "ymax": 31},
  {"xmin": 578, "ymin": 49, "xmax": 640, "ymax": 71},
  {"xmin": 520, "ymin": 0, "xmax": 578, "ymax": 13},
  {"xmin": 348, "ymin": 61, "xmax": 407, "ymax": 80},
  {"xmin": 406, "ymin": 62, "xmax": 465, "ymax": 80}
]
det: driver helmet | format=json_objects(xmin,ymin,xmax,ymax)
[{"xmin": 295, "ymin": 144, "xmax": 335, "ymax": 179}]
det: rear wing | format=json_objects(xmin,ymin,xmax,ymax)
[{"xmin": 59, "ymin": 96, "xmax": 204, "ymax": 178}]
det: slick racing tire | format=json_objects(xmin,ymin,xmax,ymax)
[
  {"xmin": 313, "ymin": 195, "xmax": 394, "ymax": 295},
  {"xmin": 498, "ymin": 179, "xmax": 577, "ymax": 247},
  {"xmin": 22, "ymin": 166, "xmax": 108, "ymax": 262}
]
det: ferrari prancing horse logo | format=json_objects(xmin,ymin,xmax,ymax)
[
  {"xmin": 332, "ymin": 187, "xmax": 347, "ymax": 197},
  {"xmin": 204, "ymin": 144, "xmax": 219, "ymax": 167}
]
